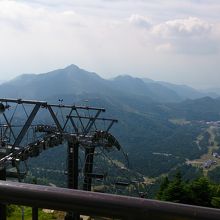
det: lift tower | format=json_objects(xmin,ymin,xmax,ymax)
[{"xmin": 0, "ymin": 98, "xmax": 120, "ymax": 220}]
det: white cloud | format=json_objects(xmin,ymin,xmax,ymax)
[
  {"xmin": 151, "ymin": 17, "xmax": 219, "ymax": 54},
  {"xmin": 152, "ymin": 17, "xmax": 212, "ymax": 38},
  {"xmin": 155, "ymin": 43, "xmax": 173, "ymax": 52},
  {"xmin": 0, "ymin": 1, "xmax": 87, "ymax": 31},
  {"xmin": 128, "ymin": 14, "xmax": 151, "ymax": 28}
]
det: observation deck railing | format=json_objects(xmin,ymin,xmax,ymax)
[{"xmin": 0, "ymin": 180, "xmax": 220, "ymax": 220}]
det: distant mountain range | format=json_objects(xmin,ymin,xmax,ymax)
[
  {"xmin": 2, "ymin": 64, "xmax": 220, "ymax": 182},
  {"xmin": 0, "ymin": 64, "xmax": 218, "ymax": 102}
]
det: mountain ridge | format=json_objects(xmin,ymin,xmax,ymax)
[{"xmin": 1, "ymin": 64, "xmax": 217, "ymax": 102}]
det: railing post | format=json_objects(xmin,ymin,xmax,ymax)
[
  {"xmin": 0, "ymin": 168, "xmax": 6, "ymax": 220},
  {"xmin": 32, "ymin": 207, "xmax": 38, "ymax": 220},
  {"xmin": 31, "ymin": 177, "xmax": 38, "ymax": 219}
]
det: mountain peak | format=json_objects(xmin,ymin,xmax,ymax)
[{"xmin": 64, "ymin": 64, "xmax": 80, "ymax": 71}]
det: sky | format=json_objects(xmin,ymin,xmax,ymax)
[{"xmin": 0, "ymin": 0, "xmax": 220, "ymax": 88}]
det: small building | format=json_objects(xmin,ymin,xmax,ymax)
[
  {"xmin": 213, "ymin": 152, "xmax": 220, "ymax": 158},
  {"xmin": 202, "ymin": 159, "xmax": 215, "ymax": 169}
]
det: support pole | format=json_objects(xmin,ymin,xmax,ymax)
[
  {"xmin": 67, "ymin": 141, "xmax": 79, "ymax": 189},
  {"xmin": 65, "ymin": 141, "xmax": 80, "ymax": 220},
  {"xmin": 0, "ymin": 168, "xmax": 6, "ymax": 220},
  {"xmin": 32, "ymin": 207, "xmax": 38, "ymax": 220},
  {"xmin": 83, "ymin": 146, "xmax": 95, "ymax": 191}
]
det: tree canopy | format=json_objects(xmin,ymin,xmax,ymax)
[{"xmin": 157, "ymin": 172, "xmax": 220, "ymax": 208}]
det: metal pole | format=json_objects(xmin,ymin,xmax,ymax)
[
  {"xmin": 32, "ymin": 177, "xmax": 38, "ymax": 220},
  {"xmin": 0, "ymin": 169, "xmax": 6, "ymax": 220},
  {"xmin": 47, "ymin": 105, "xmax": 63, "ymax": 132},
  {"xmin": 67, "ymin": 141, "xmax": 79, "ymax": 189},
  {"xmin": 13, "ymin": 104, "xmax": 41, "ymax": 149},
  {"xmin": 83, "ymin": 146, "xmax": 95, "ymax": 191},
  {"xmin": 84, "ymin": 110, "xmax": 101, "ymax": 134},
  {"xmin": 32, "ymin": 207, "xmax": 38, "ymax": 220},
  {"xmin": 21, "ymin": 206, "xmax": 24, "ymax": 220},
  {"xmin": 65, "ymin": 141, "xmax": 80, "ymax": 220}
]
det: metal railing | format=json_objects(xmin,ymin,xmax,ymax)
[{"xmin": 0, "ymin": 180, "xmax": 220, "ymax": 220}]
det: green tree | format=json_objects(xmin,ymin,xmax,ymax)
[
  {"xmin": 211, "ymin": 197, "xmax": 220, "ymax": 208},
  {"xmin": 156, "ymin": 176, "xmax": 169, "ymax": 200},
  {"xmin": 188, "ymin": 177, "xmax": 212, "ymax": 207},
  {"xmin": 7, "ymin": 205, "xmax": 16, "ymax": 217},
  {"xmin": 157, "ymin": 172, "xmax": 189, "ymax": 203},
  {"xmin": 156, "ymin": 173, "xmax": 220, "ymax": 208}
]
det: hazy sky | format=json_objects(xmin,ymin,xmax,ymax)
[{"xmin": 0, "ymin": 0, "xmax": 220, "ymax": 88}]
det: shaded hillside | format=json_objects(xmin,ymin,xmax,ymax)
[
  {"xmin": 111, "ymin": 75, "xmax": 181, "ymax": 102},
  {"xmin": 157, "ymin": 81, "xmax": 207, "ymax": 100},
  {"xmin": 167, "ymin": 97, "xmax": 220, "ymax": 121},
  {"xmin": 42, "ymin": 93, "xmax": 210, "ymax": 177}
]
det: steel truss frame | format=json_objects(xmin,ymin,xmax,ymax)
[{"xmin": 0, "ymin": 98, "xmax": 120, "ymax": 220}]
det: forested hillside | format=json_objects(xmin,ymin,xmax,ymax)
[{"xmin": 1, "ymin": 65, "xmax": 220, "ymax": 191}]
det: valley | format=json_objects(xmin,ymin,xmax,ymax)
[{"xmin": 1, "ymin": 64, "xmax": 220, "ymax": 198}]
